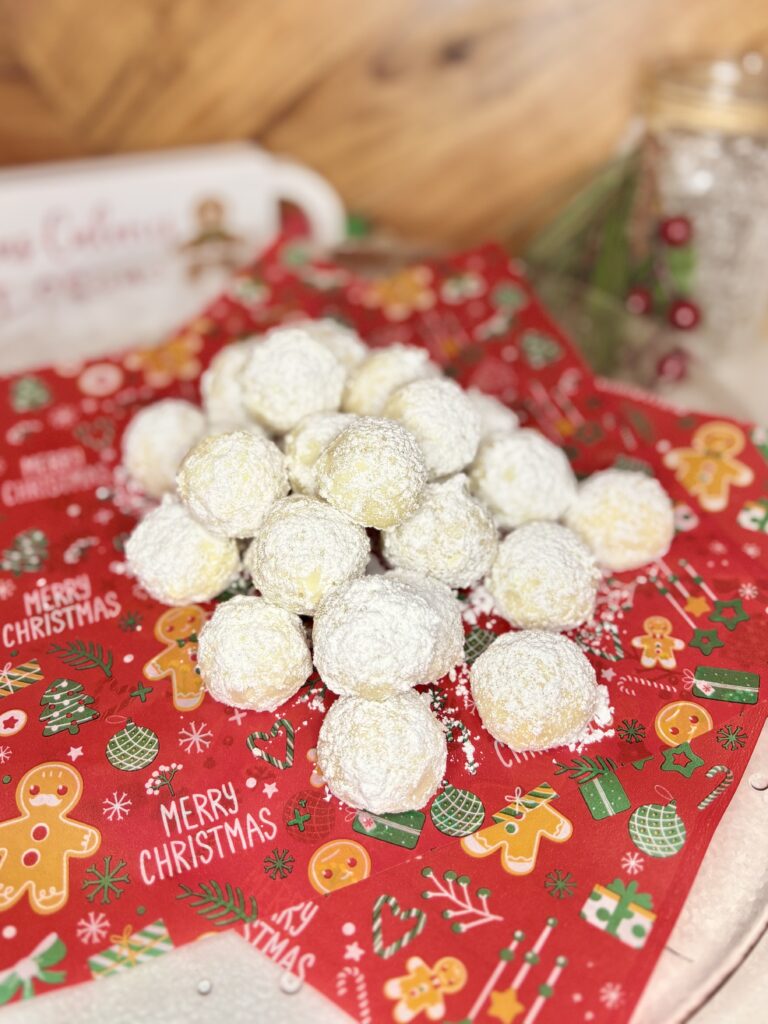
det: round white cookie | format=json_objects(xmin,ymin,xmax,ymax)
[
  {"xmin": 313, "ymin": 575, "xmax": 460, "ymax": 699},
  {"xmin": 342, "ymin": 344, "xmax": 440, "ymax": 416},
  {"xmin": 177, "ymin": 430, "xmax": 289, "ymax": 538},
  {"xmin": 565, "ymin": 468, "xmax": 675, "ymax": 572},
  {"xmin": 242, "ymin": 326, "xmax": 345, "ymax": 433},
  {"xmin": 316, "ymin": 417, "xmax": 427, "ymax": 529},
  {"xmin": 466, "ymin": 389, "xmax": 519, "ymax": 440},
  {"xmin": 244, "ymin": 495, "xmax": 370, "ymax": 615},
  {"xmin": 384, "ymin": 377, "xmax": 481, "ymax": 479},
  {"xmin": 201, "ymin": 338, "xmax": 262, "ymax": 429},
  {"xmin": 197, "ymin": 595, "xmax": 312, "ymax": 712},
  {"xmin": 282, "ymin": 412, "xmax": 357, "ymax": 496},
  {"xmin": 471, "ymin": 630, "xmax": 602, "ymax": 752},
  {"xmin": 383, "ymin": 475, "xmax": 497, "ymax": 588},
  {"xmin": 486, "ymin": 521, "xmax": 600, "ymax": 630},
  {"xmin": 122, "ymin": 399, "xmax": 206, "ymax": 499},
  {"xmin": 470, "ymin": 429, "xmax": 577, "ymax": 529},
  {"xmin": 125, "ymin": 496, "xmax": 240, "ymax": 605},
  {"xmin": 317, "ymin": 691, "xmax": 447, "ymax": 813},
  {"xmin": 288, "ymin": 318, "xmax": 367, "ymax": 369}
]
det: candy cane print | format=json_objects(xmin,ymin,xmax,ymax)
[
  {"xmin": 618, "ymin": 674, "xmax": 676, "ymax": 698},
  {"xmin": 335, "ymin": 966, "xmax": 372, "ymax": 1024},
  {"xmin": 371, "ymin": 895, "xmax": 427, "ymax": 959},
  {"xmin": 697, "ymin": 765, "xmax": 735, "ymax": 811}
]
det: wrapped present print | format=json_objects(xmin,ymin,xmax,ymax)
[
  {"xmin": 0, "ymin": 657, "xmax": 42, "ymax": 699},
  {"xmin": 87, "ymin": 921, "xmax": 173, "ymax": 979},
  {"xmin": 578, "ymin": 770, "xmax": 631, "ymax": 821},
  {"xmin": 580, "ymin": 879, "xmax": 656, "ymax": 949},
  {"xmin": 692, "ymin": 666, "xmax": 760, "ymax": 705},
  {"xmin": 353, "ymin": 809, "xmax": 425, "ymax": 849},
  {"xmin": 0, "ymin": 933, "xmax": 66, "ymax": 1004},
  {"xmin": 738, "ymin": 496, "xmax": 768, "ymax": 533}
]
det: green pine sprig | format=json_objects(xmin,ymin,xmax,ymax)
[
  {"xmin": 177, "ymin": 881, "xmax": 258, "ymax": 927},
  {"xmin": 48, "ymin": 640, "xmax": 113, "ymax": 678},
  {"xmin": 553, "ymin": 755, "xmax": 617, "ymax": 783}
]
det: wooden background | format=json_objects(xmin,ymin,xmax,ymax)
[{"xmin": 1, "ymin": 0, "xmax": 767, "ymax": 247}]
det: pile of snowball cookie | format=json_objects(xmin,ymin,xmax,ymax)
[{"xmin": 124, "ymin": 319, "xmax": 675, "ymax": 815}]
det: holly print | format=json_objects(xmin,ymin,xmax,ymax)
[
  {"xmin": 553, "ymin": 755, "xmax": 617, "ymax": 783},
  {"xmin": 176, "ymin": 880, "xmax": 258, "ymax": 927},
  {"xmin": 48, "ymin": 640, "xmax": 113, "ymax": 679}
]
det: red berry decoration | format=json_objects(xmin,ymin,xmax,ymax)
[
  {"xmin": 656, "ymin": 348, "xmax": 690, "ymax": 382},
  {"xmin": 668, "ymin": 299, "xmax": 700, "ymax": 330},
  {"xmin": 626, "ymin": 287, "xmax": 653, "ymax": 316},
  {"xmin": 659, "ymin": 216, "xmax": 693, "ymax": 246}
]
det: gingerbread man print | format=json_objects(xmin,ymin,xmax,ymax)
[
  {"xmin": 143, "ymin": 605, "xmax": 206, "ymax": 711},
  {"xmin": 461, "ymin": 783, "xmax": 572, "ymax": 875},
  {"xmin": 664, "ymin": 421, "xmax": 754, "ymax": 512},
  {"xmin": 0, "ymin": 763, "xmax": 100, "ymax": 915},
  {"xmin": 631, "ymin": 616, "xmax": 685, "ymax": 670},
  {"xmin": 384, "ymin": 956, "xmax": 467, "ymax": 1022}
]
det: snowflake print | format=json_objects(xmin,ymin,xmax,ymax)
[
  {"xmin": 716, "ymin": 724, "xmax": 748, "ymax": 751},
  {"xmin": 118, "ymin": 611, "xmax": 143, "ymax": 632},
  {"xmin": 76, "ymin": 911, "xmax": 111, "ymax": 944},
  {"xmin": 47, "ymin": 404, "xmax": 79, "ymax": 430},
  {"xmin": 0, "ymin": 746, "xmax": 11, "ymax": 765},
  {"xmin": 263, "ymin": 848, "xmax": 295, "ymax": 880},
  {"xmin": 739, "ymin": 582, "xmax": 758, "ymax": 600},
  {"xmin": 0, "ymin": 579, "xmax": 15, "ymax": 601},
  {"xmin": 743, "ymin": 542, "xmax": 761, "ymax": 560},
  {"xmin": 81, "ymin": 856, "xmax": 130, "ymax": 904},
  {"xmin": 102, "ymin": 791, "xmax": 132, "ymax": 821},
  {"xmin": 617, "ymin": 719, "xmax": 646, "ymax": 743},
  {"xmin": 599, "ymin": 981, "xmax": 625, "ymax": 1009},
  {"xmin": 544, "ymin": 870, "xmax": 577, "ymax": 899},
  {"xmin": 179, "ymin": 722, "xmax": 213, "ymax": 754},
  {"xmin": 621, "ymin": 851, "xmax": 645, "ymax": 875}
]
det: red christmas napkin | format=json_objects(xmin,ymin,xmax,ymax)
[{"xmin": 0, "ymin": 233, "xmax": 765, "ymax": 1023}]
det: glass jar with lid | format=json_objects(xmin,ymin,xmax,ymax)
[{"xmin": 639, "ymin": 54, "xmax": 768, "ymax": 346}]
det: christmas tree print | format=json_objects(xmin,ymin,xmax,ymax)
[
  {"xmin": 40, "ymin": 678, "xmax": 100, "ymax": 737},
  {"xmin": 1, "ymin": 529, "xmax": 48, "ymax": 576},
  {"xmin": 10, "ymin": 375, "xmax": 51, "ymax": 412}
]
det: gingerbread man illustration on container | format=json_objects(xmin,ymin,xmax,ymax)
[
  {"xmin": 631, "ymin": 615, "xmax": 685, "ymax": 670},
  {"xmin": 0, "ymin": 762, "xmax": 100, "ymax": 915},
  {"xmin": 461, "ymin": 783, "xmax": 572, "ymax": 875},
  {"xmin": 384, "ymin": 955, "xmax": 467, "ymax": 1022},
  {"xmin": 663, "ymin": 421, "xmax": 753, "ymax": 512},
  {"xmin": 142, "ymin": 605, "xmax": 207, "ymax": 711}
]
